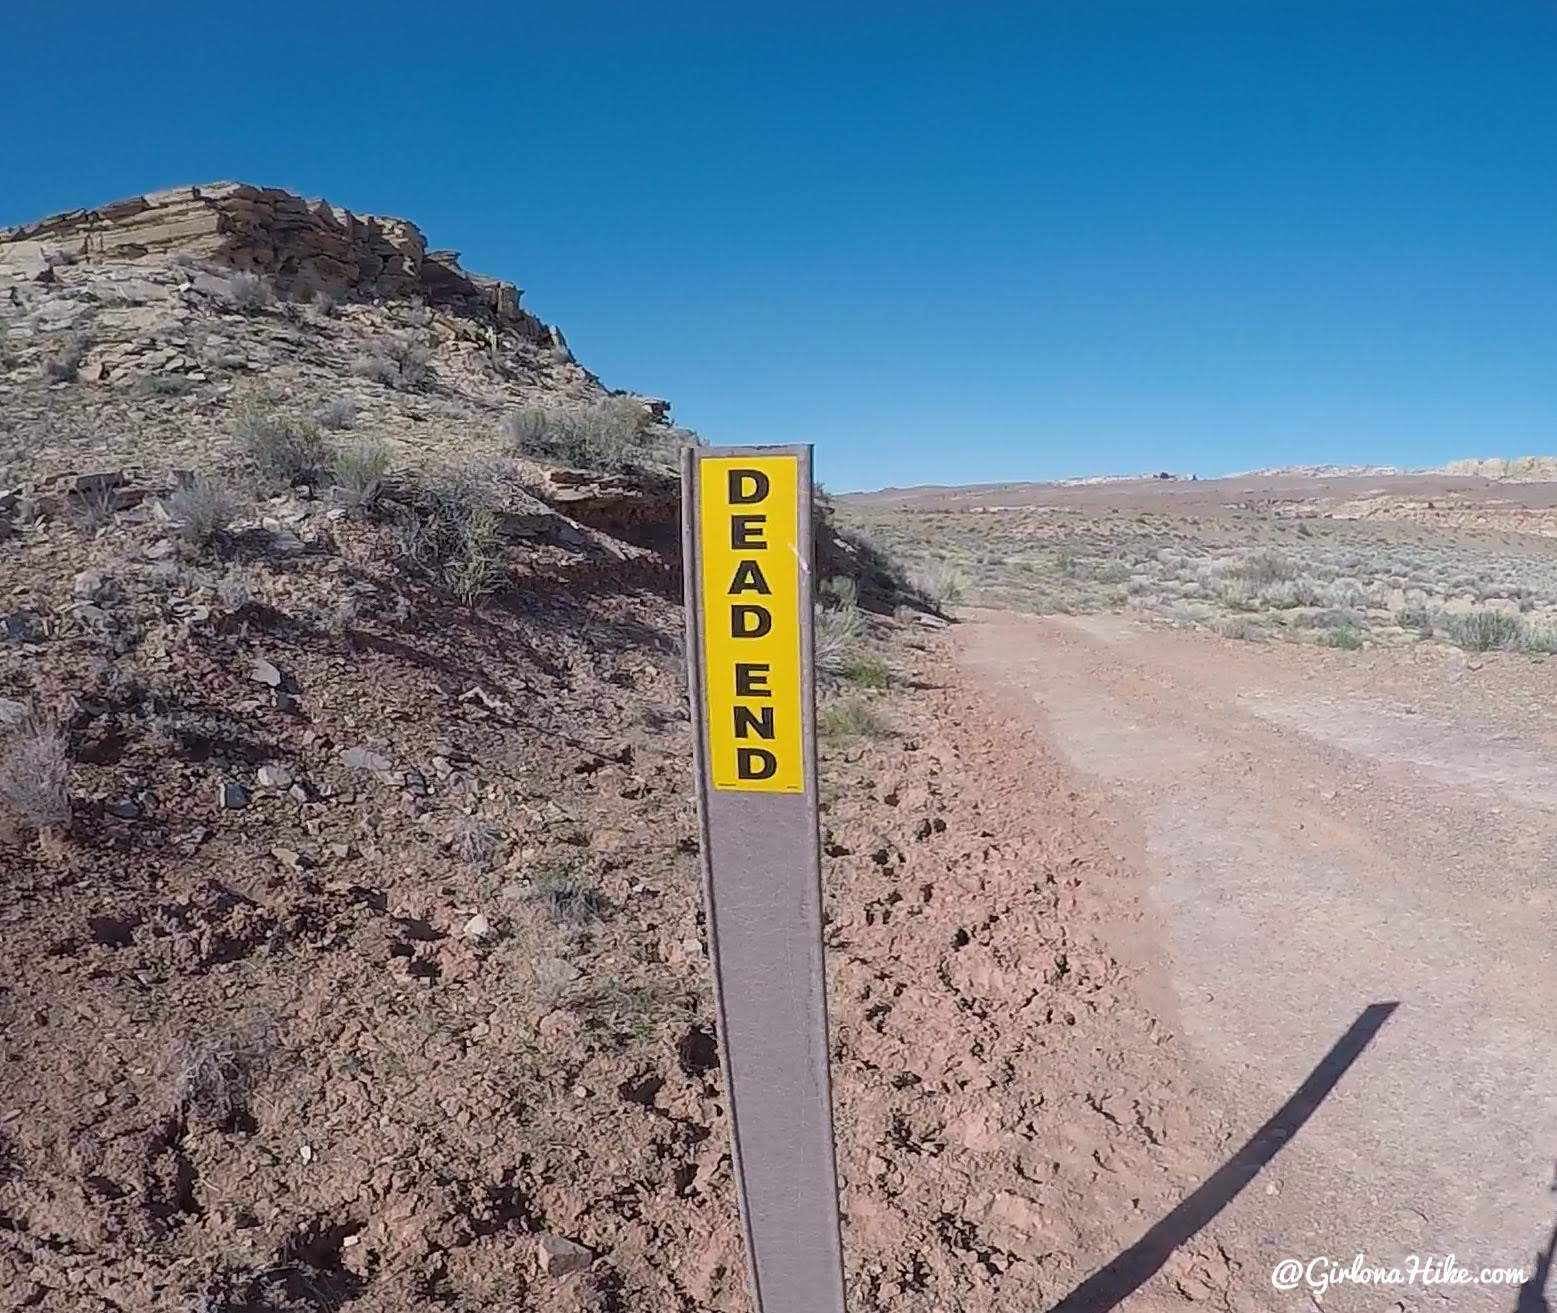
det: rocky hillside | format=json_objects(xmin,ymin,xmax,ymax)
[
  {"xmin": 0, "ymin": 186, "xmax": 1210, "ymax": 1313},
  {"xmin": 1, "ymin": 182, "xmax": 691, "ymax": 538}
]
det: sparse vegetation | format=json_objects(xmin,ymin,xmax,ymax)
[
  {"xmin": 502, "ymin": 396, "xmax": 682, "ymax": 472},
  {"xmin": 846, "ymin": 500, "xmax": 1557, "ymax": 660},
  {"xmin": 1440, "ymin": 609, "xmax": 1524, "ymax": 652},
  {"xmin": 135, "ymin": 375, "xmax": 197, "ymax": 398},
  {"xmin": 448, "ymin": 815, "xmax": 505, "ymax": 867},
  {"xmin": 815, "ymin": 604, "xmax": 868, "ymax": 674},
  {"xmin": 65, "ymin": 483, "xmax": 120, "ymax": 532},
  {"xmin": 913, "ymin": 562, "xmax": 966, "ymax": 610},
  {"xmin": 332, "ymin": 439, "xmax": 390, "ymax": 512},
  {"xmin": 219, "ymin": 271, "xmax": 272, "ymax": 313},
  {"xmin": 839, "ymin": 655, "xmax": 894, "ymax": 689},
  {"xmin": 164, "ymin": 1026, "xmax": 271, "ymax": 1126},
  {"xmin": 398, "ymin": 465, "xmax": 509, "ymax": 604},
  {"xmin": 353, "ymin": 336, "xmax": 432, "ymax": 390},
  {"xmin": 819, "ymin": 576, "xmax": 860, "ymax": 609},
  {"xmin": 0, "ymin": 710, "xmax": 71, "ymax": 839},
  {"xmin": 819, "ymin": 694, "xmax": 890, "ymax": 742},
  {"xmin": 1317, "ymin": 625, "xmax": 1364, "ymax": 650},
  {"xmin": 235, "ymin": 407, "xmax": 334, "ymax": 487},
  {"xmin": 316, "ymin": 397, "xmax": 357, "ymax": 430},
  {"xmin": 169, "ymin": 477, "xmax": 242, "ymax": 548},
  {"xmin": 528, "ymin": 867, "xmax": 608, "ymax": 924}
]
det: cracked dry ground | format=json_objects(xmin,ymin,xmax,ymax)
[{"xmin": 3, "ymin": 591, "xmax": 1231, "ymax": 1311}]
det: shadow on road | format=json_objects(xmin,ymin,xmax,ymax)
[
  {"xmin": 1514, "ymin": 1203, "xmax": 1557, "ymax": 1313},
  {"xmin": 1047, "ymin": 1001, "xmax": 1400, "ymax": 1313}
]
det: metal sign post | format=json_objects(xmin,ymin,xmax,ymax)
[{"xmin": 681, "ymin": 444, "xmax": 847, "ymax": 1313}]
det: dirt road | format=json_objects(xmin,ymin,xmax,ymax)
[{"xmin": 959, "ymin": 610, "xmax": 1557, "ymax": 1312}]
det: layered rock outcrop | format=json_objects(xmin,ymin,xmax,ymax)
[{"xmin": 0, "ymin": 181, "xmax": 552, "ymax": 341}]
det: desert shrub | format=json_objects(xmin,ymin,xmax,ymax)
[
  {"xmin": 43, "ymin": 335, "xmax": 84, "ymax": 382},
  {"xmin": 1226, "ymin": 549, "xmax": 1297, "ymax": 586},
  {"xmin": 1396, "ymin": 601, "xmax": 1436, "ymax": 635},
  {"xmin": 815, "ymin": 604, "xmax": 868, "ymax": 674},
  {"xmin": 1256, "ymin": 577, "xmax": 1324, "ymax": 609},
  {"xmin": 399, "ymin": 467, "xmax": 508, "ymax": 604},
  {"xmin": 912, "ymin": 562, "xmax": 966, "ymax": 610},
  {"xmin": 1213, "ymin": 617, "xmax": 1262, "ymax": 641},
  {"xmin": 135, "ymin": 375, "xmax": 196, "ymax": 398},
  {"xmin": 1293, "ymin": 606, "xmax": 1365, "ymax": 630},
  {"xmin": 819, "ymin": 694, "xmax": 889, "ymax": 742},
  {"xmin": 351, "ymin": 353, "xmax": 400, "ymax": 386},
  {"xmin": 502, "ymin": 396, "xmax": 674, "ymax": 472},
  {"xmin": 501, "ymin": 407, "xmax": 551, "ymax": 451},
  {"xmin": 839, "ymin": 655, "xmax": 893, "ymax": 689},
  {"xmin": 66, "ymin": 483, "xmax": 120, "ymax": 532},
  {"xmin": 1318, "ymin": 626, "xmax": 1364, "ymax": 650},
  {"xmin": 444, "ymin": 507, "xmax": 506, "ymax": 605},
  {"xmin": 316, "ymin": 398, "xmax": 357, "ymax": 430},
  {"xmin": 527, "ymin": 867, "xmax": 607, "ymax": 924},
  {"xmin": 235, "ymin": 408, "xmax": 334, "ymax": 487},
  {"xmin": 220, "ymin": 271, "xmax": 272, "ymax": 313},
  {"xmin": 0, "ymin": 711, "xmax": 71, "ymax": 837},
  {"xmin": 169, "ymin": 477, "xmax": 241, "ymax": 548},
  {"xmin": 818, "ymin": 576, "xmax": 859, "ymax": 609},
  {"xmin": 332, "ymin": 440, "xmax": 390, "ymax": 512},
  {"xmin": 1519, "ymin": 624, "xmax": 1557, "ymax": 654},
  {"xmin": 1442, "ymin": 609, "xmax": 1524, "ymax": 652},
  {"xmin": 164, "ymin": 1027, "xmax": 271, "ymax": 1126},
  {"xmin": 448, "ymin": 815, "xmax": 504, "ymax": 867},
  {"xmin": 1318, "ymin": 581, "xmax": 1365, "ymax": 609},
  {"xmin": 354, "ymin": 337, "xmax": 431, "ymax": 390}
]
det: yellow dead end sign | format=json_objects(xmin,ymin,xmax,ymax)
[{"xmin": 681, "ymin": 445, "xmax": 848, "ymax": 1313}]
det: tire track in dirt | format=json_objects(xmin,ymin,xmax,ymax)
[
  {"xmin": 821, "ymin": 629, "xmax": 1238, "ymax": 1311},
  {"xmin": 958, "ymin": 609, "xmax": 1557, "ymax": 1313}
]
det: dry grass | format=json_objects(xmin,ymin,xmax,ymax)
[
  {"xmin": 169, "ymin": 477, "xmax": 242, "ymax": 548},
  {"xmin": 0, "ymin": 711, "xmax": 71, "ymax": 838}
]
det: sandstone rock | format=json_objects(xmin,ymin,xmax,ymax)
[
  {"xmin": 0, "ymin": 182, "xmax": 557, "ymax": 343},
  {"xmin": 339, "ymin": 746, "xmax": 391, "ymax": 771},
  {"xmin": 534, "ymin": 1233, "xmax": 592, "ymax": 1277}
]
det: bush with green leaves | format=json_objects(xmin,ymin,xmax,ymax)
[
  {"xmin": 815, "ymin": 604, "xmax": 868, "ymax": 674},
  {"xmin": 1318, "ymin": 626, "xmax": 1364, "ymax": 650},
  {"xmin": 819, "ymin": 694, "xmax": 889, "ymax": 742},
  {"xmin": 501, "ymin": 396, "xmax": 687, "ymax": 472},
  {"xmin": 1441, "ymin": 609, "xmax": 1525, "ymax": 652},
  {"xmin": 235, "ymin": 408, "xmax": 334, "ymax": 487},
  {"xmin": 839, "ymin": 655, "xmax": 893, "ymax": 689},
  {"xmin": 398, "ymin": 466, "xmax": 509, "ymax": 605},
  {"xmin": 332, "ymin": 440, "xmax": 390, "ymax": 512}
]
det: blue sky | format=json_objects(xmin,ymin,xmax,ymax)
[{"xmin": 3, "ymin": 2, "xmax": 1553, "ymax": 491}]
